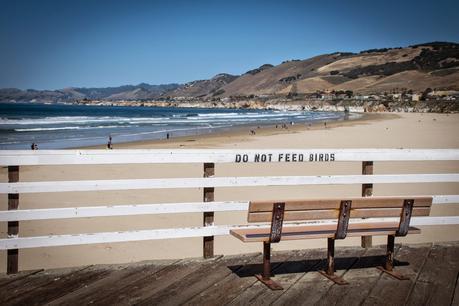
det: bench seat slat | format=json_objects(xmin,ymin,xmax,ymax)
[
  {"xmin": 248, "ymin": 207, "xmax": 431, "ymax": 222},
  {"xmin": 230, "ymin": 222, "xmax": 421, "ymax": 242},
  {"xmin": 249, "ymin": 197, "xmax": 432, "ymax": 212}
]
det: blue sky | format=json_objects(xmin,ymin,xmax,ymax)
[{"xmin": 1, "ymin": 0, "xmax": 458, "ymax": 90}]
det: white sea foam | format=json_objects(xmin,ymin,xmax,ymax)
[
  {"xmin": 116, "ymin": 127, "xmax": 198, "ymax": 137},
  {"xmin": 1, "ymin": 112, "xmax": 328, "ymax": 127},
  {"xmin": 14, "ymin": 125, "xmax": 125, "ymax": 132},
  {"xmin": 192, "ymin": 111, "xmax": 304, "ymax": 119},
  {"xmin": 0, "ymin": 116, "xmax": 182, "ymax": 125}
]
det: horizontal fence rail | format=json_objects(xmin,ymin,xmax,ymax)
[
  {"xmin": 1, "ymin": 174, "xmax": 458, "ymax": 194},
  {"xmin": 0, "ymin": 195, "xmax": 458, "ymax": 222},
  {"xmin": 1, "ymin": 148, "xmax": 459, "ymax": 165},
  {"xmin": 1, "ymin": 216, "xmax": 459, "ymax": 250},
  {"xmin": 0, "ymin": 201, "xmax": 248, "ymax": 221}
]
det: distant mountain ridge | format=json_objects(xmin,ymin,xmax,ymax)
[
  {"xmin": 1, "ymin": 41, "xmax": 458, "ymax": 103},
  {"xmin": 0, "ymin": 83, "xmax": 180, "ymax": 103},
  {"xmin": 165, "ymin": 73, "xmax": 238, "ymax": 98}
]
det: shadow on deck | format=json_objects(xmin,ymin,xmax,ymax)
[{"xmin": 1, "ymin": 241, "xmax": 458, "ymax": 306}]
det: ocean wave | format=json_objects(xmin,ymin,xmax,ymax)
[
  {"xmin": 0, "ymin": 114, "xmax": 276, "ymax": 125},
  {"xmin": 193, "ymin": 111, "xmax": 305, "ymax": 119},
  {"xmin": 1, "ymin": 116, "xmax": 118, "ymax": 125},
  {"xmin": 116, "ymin": 128, "xmax": 194, "ymax": 137},
  {"xmin": 1, "ymin": 112, "xmax": 336, "ymax": 127},
  {"xmin": 0, "ymin": 116, "xmax": 173, "ymax": 125},
  {"xmin": 14, "ymin": 125, "xmax": 126, "ymax": 132},
  {"xmin": 196, "ymin": 112, "xmax": 240, "ymax": 117}
]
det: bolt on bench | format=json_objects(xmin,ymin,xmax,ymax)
[{"xmin": 230, "ymin": 196, "xmax": 433, "ymax": 290}]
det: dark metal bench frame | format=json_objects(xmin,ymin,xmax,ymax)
[{"xmin": 256, "ymin": 199, "xmax": 415, "ymax": 290}]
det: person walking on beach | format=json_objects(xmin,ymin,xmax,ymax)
[{"xmin": 107, "ymin": 136, "xmax": 113, "ymax": 149}]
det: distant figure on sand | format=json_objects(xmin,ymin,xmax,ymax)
[
  {"xmin": 31, "ymin": 143, "xmax": 38, "ymax": 150},
  {"xmin": 250, "ymin": 130, "xmax": 256, "ymax": 135},
  {"xmin": 166, "ymin": 133, "xmax": 170, "ymax": 140},
  {"xmin": 107, "ymin": 136, "xmax": 113, "ymax": 149}
]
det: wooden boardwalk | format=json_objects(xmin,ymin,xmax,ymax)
[{"xmin": 1, "ymin": 241, "xmax": 458, "ymax": 306}]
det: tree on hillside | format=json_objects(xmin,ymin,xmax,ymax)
[{"xmin": 421, "ymin": 88, "xmax": 433, "ymax": 100}]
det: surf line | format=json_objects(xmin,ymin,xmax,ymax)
[{"xmin": 235, "ymin": 153, "xmax": 335, "ymax": 163}]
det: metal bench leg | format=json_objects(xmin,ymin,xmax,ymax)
[
  {"xmin": 377, "ymin": 235, "xmax": 409, "ymax": 280},
  {"xmin": 255, "ymin": 241, "xmax": 283, "ymax": 290},
  {"xmin": 319, "ymin": 238, "xmax": 349, "ymax": 285}
]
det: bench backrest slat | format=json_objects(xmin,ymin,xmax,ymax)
[{"xmin": 247, "ymin": 196, "xmax": 433, "ymax": 223}]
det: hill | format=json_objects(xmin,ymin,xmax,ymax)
[
  {"xmin": 0, "ymin": 83, "xmax": 180, "ymax": 103},
  {"xmin": 210, "ymin": 42, "xmax": 459, "ymax": 99},
  {"xmin": 1, "ymin": 41, "xmax": 458, "ymax": 103},
  {"xmin": 165, "ymin": 73, "xmax": 238, "ymax": 98}
]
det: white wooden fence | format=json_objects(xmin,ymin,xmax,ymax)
[{"xmin": 1, "ymin": 148, "xmax": 459, "ymax": 273}]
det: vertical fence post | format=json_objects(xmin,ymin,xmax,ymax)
[
  {"xmin": 361, "ymin": 161, "xmax": 373, "ymax": 248},
  {"xmin": 203, "ymin": 163, "xmax": 215, "ymax": 258},
  {"xmin": 7, "ymin": 166, "xmax": 19, "ymax": 274}
]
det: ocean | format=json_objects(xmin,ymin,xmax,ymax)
[{"xmin": 0, "ymin": 102, "xmax": 354, "ymax": 149}]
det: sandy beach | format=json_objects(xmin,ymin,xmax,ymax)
[{"xmin": 1, "ymin": 112, "xmax": 458, "ymax": 272}]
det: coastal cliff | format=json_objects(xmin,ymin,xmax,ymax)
[{"xmin": 75, "ymin": 98, "xmax": 459, "ymax": 113}]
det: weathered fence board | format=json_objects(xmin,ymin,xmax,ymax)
[
  {"xmin": 0, "ymin": 149, "xmax": 458, "ymax": 165},
  {"xmin": 0, "ymin": 216, "xmax": 458, "ymax": 250},
  {"xmin": 1, "ymin": 174, "xmax": 458, "ymax": 194},
  {"xmin": 0, "ymin": 195, "xmax": 456, "ymax": 222}
]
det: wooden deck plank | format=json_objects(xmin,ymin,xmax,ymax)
[
  {"xmin": 0, "ymin": 266, "xmax": 90, "ymax": 304},
  {"xmin": 47, "ymin": 260, "xmax": 176, "ymax": 305},
  {"xmin": 226, "ymin": 249, "xmax": 324, "ymax": 306},
  {"xmin": 315, "ymin": 245, "xmax": 392, "ymax": 306},
  {"xmin": 452, "ymin": 271, "xmax": 459, "ymax": 306},
  {"xmin": 271, "ymin": 246, "xmax": 366, "ymax": 306},
  {"xmin": 223, "ymin": 250, "xmax": 307, "ymax": 305},
  {"xmin": 0, "ymin": 269, "xmax": 43, "ymax": 287},
  {"xmin": 183, "ymin": 253, "xmax": 264, "ymax": 306},
  {"xmin": 405, "ymin": 242, "xmax": 459, "ymax": 306},
  {"xmin": 7, "ymin": 267, "xmax": 114, "ymax": 306},
  {"xmin": 360, "ymin": 243, "xmax": 432, "ymax": 306},
  {"xmin": 136, "ymin": 253, "xmax": 261, "ymax": 306},
  {"xmin": 184, "ymin": 250, "xmax": 299, "ymax": 306},
  {"xmin": 55, "ymin": 257, "xmax": 217, "ymax": 306},
  {"xmin": 0, "ymin": 265, "xmax": 113, "ymax": 306}
]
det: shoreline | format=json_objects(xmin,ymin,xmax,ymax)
[
  {"xmin": 1, "ymin": 103, "xmax": 354, "ymax": 150},
  {"xmin": 85, "ymin": 112, "xmax": 391, "ymax": 149}
]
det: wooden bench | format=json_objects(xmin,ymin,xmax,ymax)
[{"xmin": 230, "ymin": 196, "xmax": 433, "ymax": 290}]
